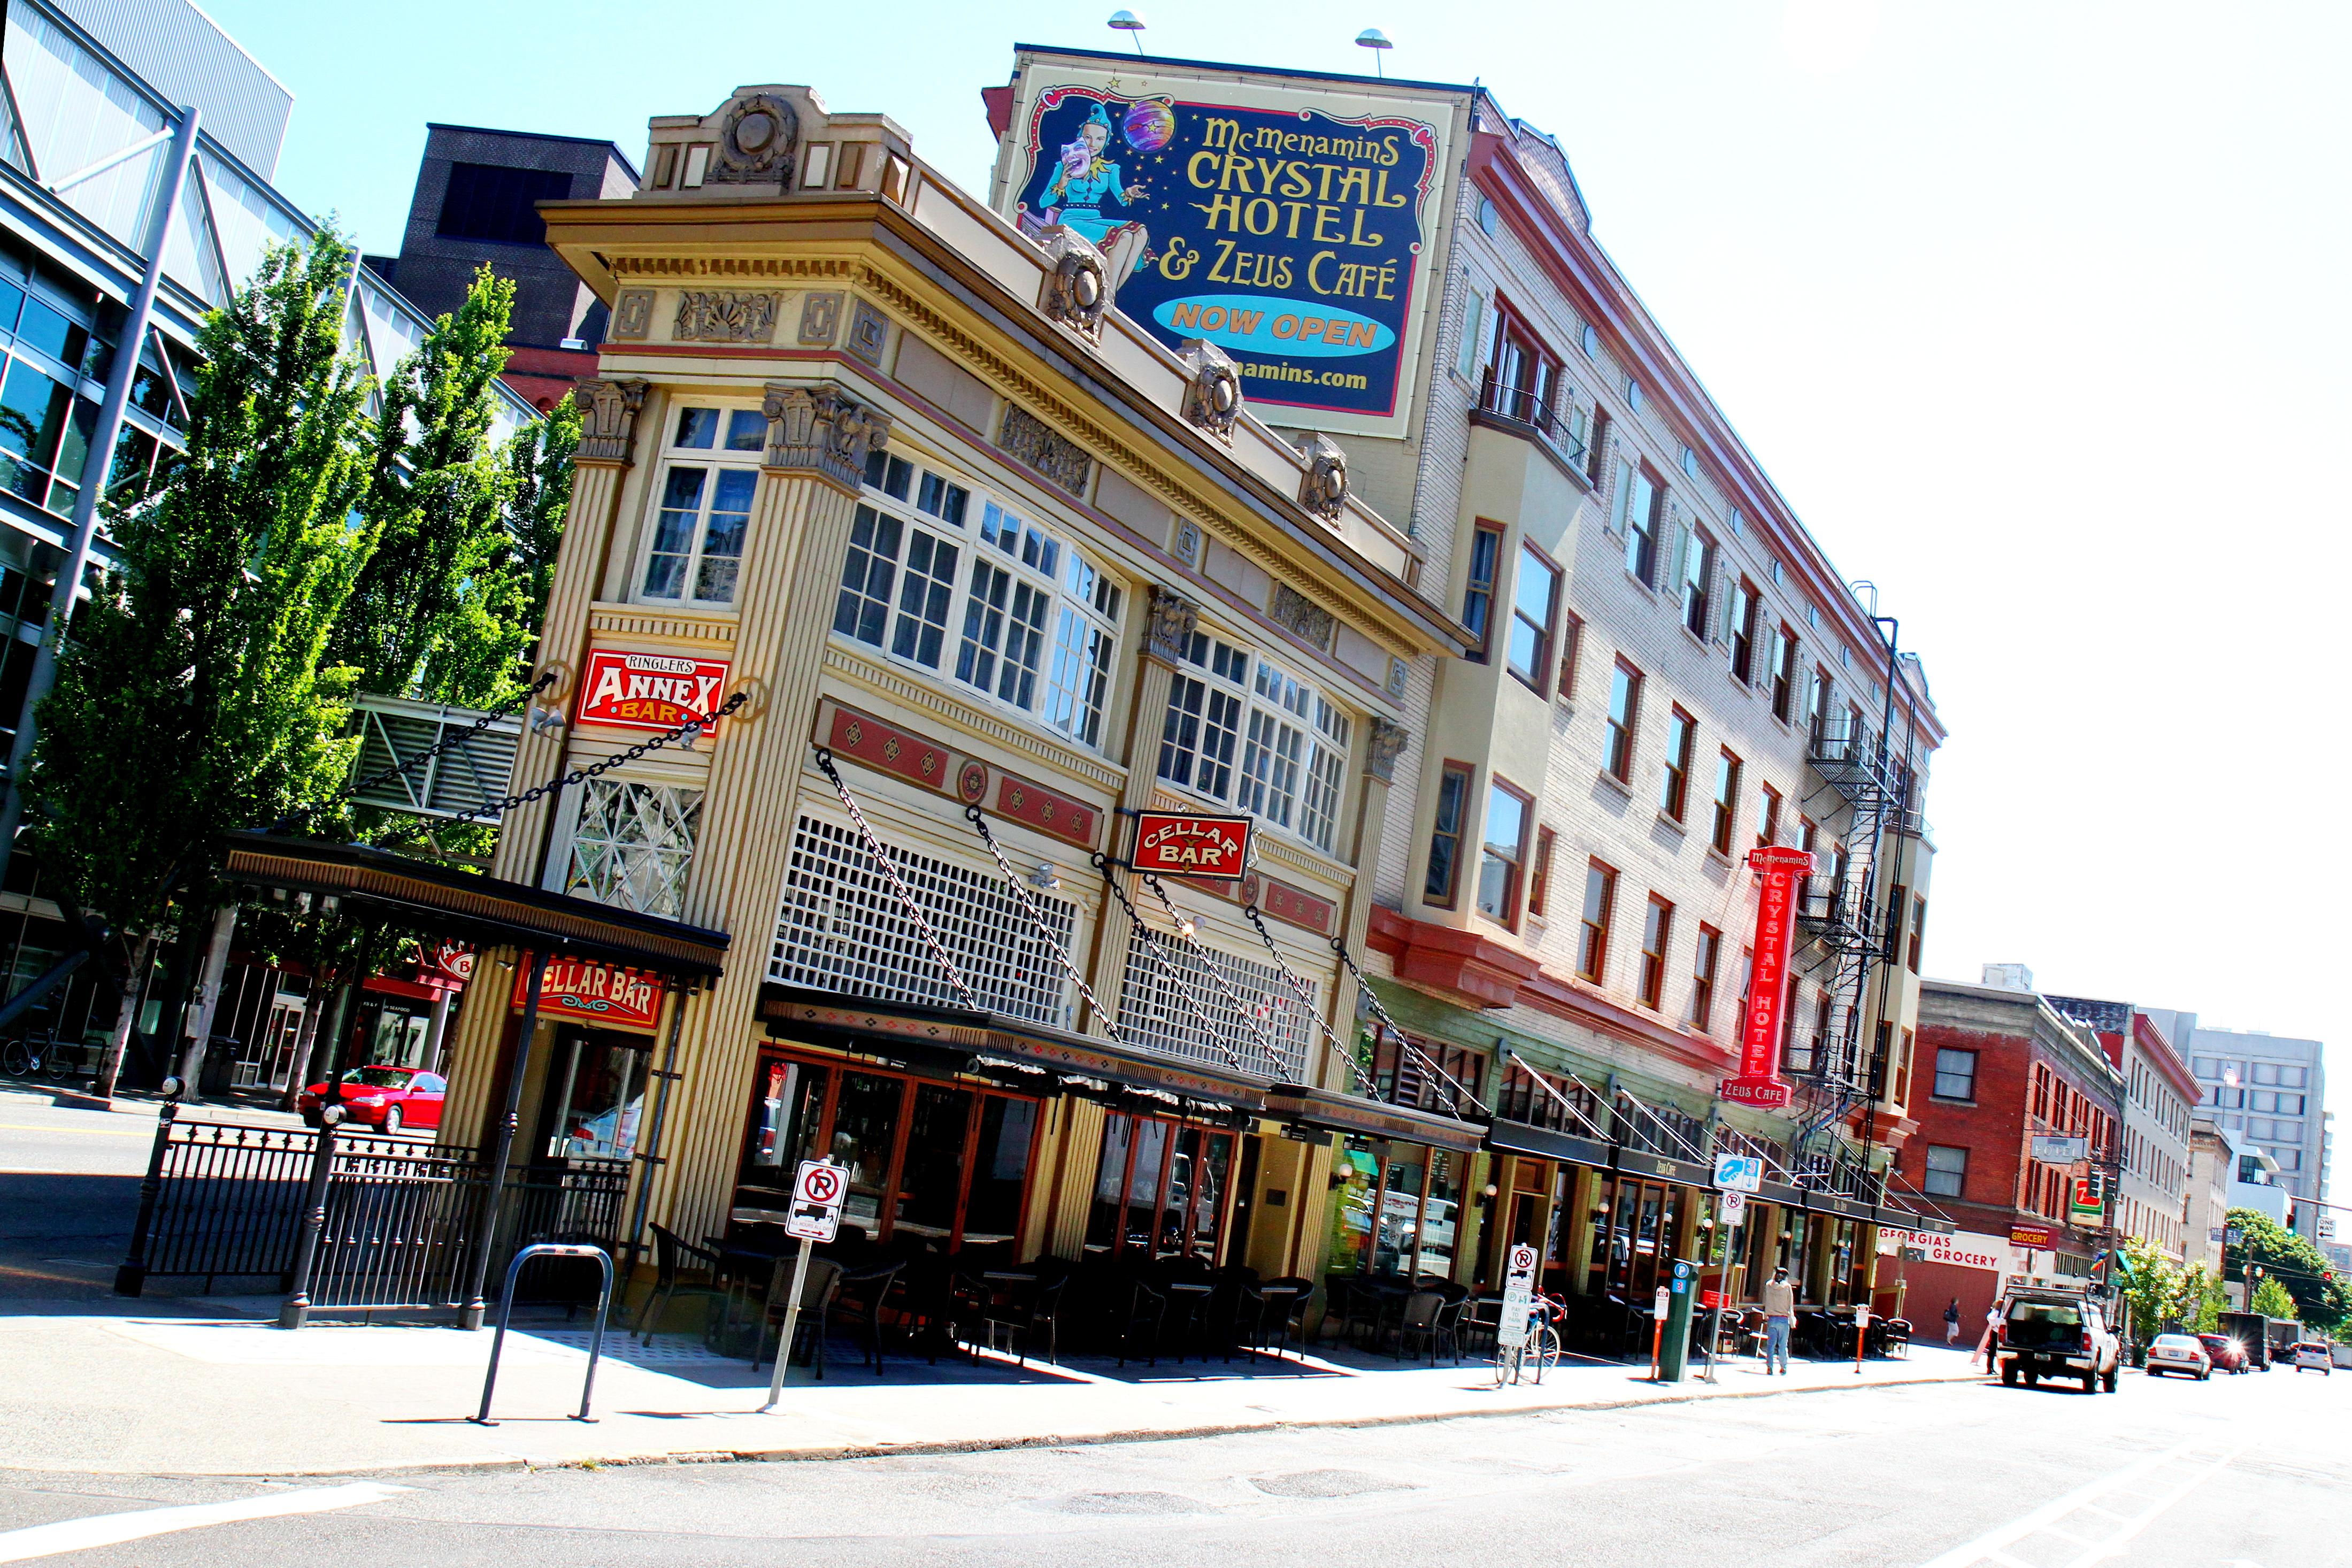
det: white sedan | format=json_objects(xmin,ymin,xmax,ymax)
[{"xmin": 2145, "ymin": 1334, "xmax": 2213, "ymax": 1380}]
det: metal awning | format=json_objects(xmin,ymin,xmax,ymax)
[
  {"xmin": 758, "ymin": 984, "xmax": 1270, "ymax": 1112},
  {"xmin": 1258, "ymin": 1083, "xmax": 1487, "ymax": 1153},
  {"xmin": 222, "ymin": 831, "xmax": 729, "ymax": 979},
  {"xmin": 1485, "ymin": 1117, "xmax": 1611, "ymax": 1171}
]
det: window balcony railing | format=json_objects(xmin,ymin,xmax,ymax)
[{"xmin": 1474, "ymin": 370, "xmax": 1589, "ymax": 471}]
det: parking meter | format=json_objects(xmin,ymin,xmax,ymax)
[{"xmin": 1659, "ymin": 1258, "xmax": 1698, "ymax": 1382}]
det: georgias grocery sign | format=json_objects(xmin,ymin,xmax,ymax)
[
  {"xmin": 1131, "ymin": 811, "xmax": 1252, "ymax": 880},
  {"xmin": 575, "ymin": 649, "xmax": 731, "ymax": 734}
]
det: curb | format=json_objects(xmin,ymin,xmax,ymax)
[{"xmin": 1, "ymin": 1366, "xmax": 1986, "ymax": 1482}]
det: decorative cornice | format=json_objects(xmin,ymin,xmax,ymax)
[
  {"xmin": 587, "ymin": 604, "xmax": 741, "ymax": 647},
  {"xmin": 608, "ymin": 255, "xmax": 860, "ymax": 279}
]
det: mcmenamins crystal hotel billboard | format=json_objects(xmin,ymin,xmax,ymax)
[{"xmin": 993, "ymin": 49, "xmax": 1463, "ymax": 439}]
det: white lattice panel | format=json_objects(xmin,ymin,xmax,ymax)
[
  {"xmin": 770, "ymin": 814, "xmax": 1075, "ymax": 1026},
  {"xmin": 1117, "ymin": 935, "xmax": 1311, "ymax": 1081}
]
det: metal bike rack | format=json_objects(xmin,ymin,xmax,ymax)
[{"xmin": 472, "ymin": 1242, "xmax": 614, "ymax": 1425}]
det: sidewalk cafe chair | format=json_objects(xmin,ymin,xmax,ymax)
[
  {"xmin": 1114, "ymin": 1274, "xmax": 1169, "ymax": 1368},
  {"xmin": 1394, "ymin": 1288, "xmax": 1462, "ymax": 1366},
  {"xmin": 635, "ymin": 1225, "xmax": 730, "ymax": 1347},
  {"xmin": 829, "ymin": 1258, "xmax": 904, "ymax": 1373},
  {"xmin": 752, "ymin": 1256, "xmax": 843, "ymax": 1378}
]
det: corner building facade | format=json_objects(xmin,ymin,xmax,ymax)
[{"xmin": 435, "ymin": 82, "xmax": 1472, "ymax": 1290}]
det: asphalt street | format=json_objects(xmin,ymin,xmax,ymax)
[{"xmin": 0, "ymin": 1352, "xmax": 2339, "ymax": 1566}]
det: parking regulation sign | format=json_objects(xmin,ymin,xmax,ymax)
[
  {"xmin": 1497, "ymin": 1242, "xmax": 1539, "ymax": 1350},
  {"xmin": 787, "ymin": 1159, "xmax": 848, "ymax": 1243},
  {"xmin": 1713, "ymin": 1153, "xmax": 1764, "ymax": 1193}
]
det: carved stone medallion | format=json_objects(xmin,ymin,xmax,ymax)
[
  {"xmin": 1037, "ymin": 227, "xmax": 1111, "ymax": 344},
  {"xmin": 847, "ymin": 299, "xmax": 888, "ymax": 365},
  {"xmin": 708, "ymin": 93, "xmax": 800, "ymax": 187},
  {"xmin": 798, "ymin": 291, "xmax": 843, "ymax": 347},
  {"xmin": 1297, "ymin": 433, "xmax": 1350, "ymax": 522},
  {"xmin": 610, "ymin": 288, "xmax": 655, "ymax": 341},
  {"xmin": 1178, "ymin": 339, "xmax": 1243, "ymax": 441},
  {"xmin": 675, "ymin": 290, "xmax": 781, "ymax": 343}
]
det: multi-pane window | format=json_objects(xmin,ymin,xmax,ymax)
[
  {"xmin": 1808, "ymin": 666, "xmax": 1834, "ymax": 744},
  {"xmin": 1508, "ymin": 543, "xmax": 1561, "ymax": 691},
  {"xmin": 834, "ymin": 456, "xmax": 1121, "ymax": 745},
  {"xmin": 1690, "ymin": 925, "xmax": 1721, "ymax": 1032},
  {"xmin": 1605, "ymin": 660, "xmax": 1641, "ymax": 781},
  {"xmin": 1160, "ymin": 637, "xmax": 1351, "ymax": 854},
  {"xmin": 1159, "ymin": 633, "xmax": 1247, "ymax": 801},
  {"xmin": 566, "ymin": 779, "xmax": 704, "ymax": 920},
  {"xmin": 1756, "ymin": 783, "xmax": 1782, "ymax": 848},
  {"xmin": 1726, "ymin": 577, "xmax": 1758, "ymax": 682},
  {"xmin": 1908, "ymin": 895, "xmax": 1926, "ymax": 972},
  {"xmin": 1042, "ymin": 552, "xmax": 1122, "ymax": 748},
  {"xmin": 1613, "ymin": 460, "xmax": 1658, "ymax": 584},
  {"xmin": 1477, "ymin": 780, "xmax": 1529, "ymax": 924},
  {"xmin": 1770, "ymin": 625, "xmax": 1798, "ymax": 721},
  {"xmin": 1638, "ymin": 895, "xmax": 1672, "ymax": 1009},
  {"xmin": 1577, "ymin": 860, "xmax": 1616, "ymax": 982},
  {"xmin": 645, "ymin": 406, "xmax": 765, "ymax": 604},
  {"xmin": 1462, "ymin": 524, "xmax": 1502, "ymax": 660},
  {"xmin": 1659, "ymin": 706, "xmax": 1694, "ymax": 821},
  {"xmin": 1710, "ymin": 749, "xmax": 1741, "ymax": 855},
  {"xmin": 958, "ymin": 504, "xmax": 1059, "ymax": 709},
  {"xmin": 1680, "ymin": 530, "xmax": 1714, "ymax": 637},
  {"xmin": 1923, "ymin": 1144, "xmax": 1967, "ymax": 1199},
  {"xmin": 1528, "ymin": 826, "xmax": 1557, "ymax": 917},
  {"xmin": 1934, "ymin": 1048, "xmax": 1977, "ymax": 1102},
  {"xmin": 1425, "ymin": 762, "xmax": 1474, "ymax": 906}
]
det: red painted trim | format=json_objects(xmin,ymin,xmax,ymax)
[
  {"xmin": 2133, "ymin": 1011, "xmax": 2201, "ymax": 1104},
  {"xmin": 1366, "ymin": 906, "xmax": 1735, "ymax": 1075}
]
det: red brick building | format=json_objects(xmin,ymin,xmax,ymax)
[{"xmin": 1890, "ymin": 968, "xmax": 2123, "ymax": 1333}]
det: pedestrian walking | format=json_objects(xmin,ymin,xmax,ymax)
[
  {"xmin": 1943, "ymin": 1298, "xmax": 1961, "ymax": 1345},
  {"xmin": 1980, "ymin": 1303, "xmax": 2001, "ymax": 1373},
  {"xmin": 1761, "ymin": 1266, "xmax": 1796, "ymax": 1374}
]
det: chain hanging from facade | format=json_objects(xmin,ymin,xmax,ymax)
[
  {"xmin": 1137, "ymin": 871, "xmax": 1297, "ymax": 1075},
  {"xmin": 371, "ymin": 689, "xmax": 747, "ymax": 852},
  {"xmin": 1089, "ymin": 854, "xmax": 1252, "ymax": 1072},
  {"xmin": 279, "ymin": 669, "xmax": 558, "ymax": 835},
  {"xmin": 810, "ymin": 745, "xmax": 980, "ymax": 1013},
  {"xmin": 1325, "ymin": 929, "xmax": 1489, "ymax": 1117},
  {"xmin": 964, "ymin": 805, "xmax": 1125, "ymax": 1044},
  {"xmin": 1239, "ymin": 902, "xmax": 1372, "ymax": 1094}
]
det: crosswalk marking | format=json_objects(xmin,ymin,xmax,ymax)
[
  {"xmin": 0, "ymin": 1482, "xmax": 404, "ymax": 1563},
  {"xmin": 1915, "ymin": 1439, "xmax": 2242, "ymax": 1568}
]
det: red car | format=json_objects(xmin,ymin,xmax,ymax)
[
  {"xmin": 298, "ymin": 1067, "xmax": 444, "ymax": 1132},
  {"xmin": 2197, "ymin": 1332, "xmax": 2251, "ymax": 1373}
]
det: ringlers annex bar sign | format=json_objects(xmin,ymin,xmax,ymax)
[
  {"xmin": 999, "ymin": 58, "xmax": 1449, "ymax": 435},
  {"xmin": 1720, "ymin": 845, "xmax": 1814, "ymax": 1110}
]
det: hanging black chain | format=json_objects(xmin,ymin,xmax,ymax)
[
  {"xmin": 1137, "ymin": 872, "xmax": 1297, "ymax": 1077},
  {"xmin": 812, "ymin": 747, "xmax": 980, "ymax": 1013},
  {"xmin": 1241, "ymin": 902, "xmax": 1372, "ymax": 1094},
  {"xmin": 371, "ymin": 690, "xmax": 747, "ymax": 851},
  {"xmin": 1326, "ymin": 930, "xmax": 1488, "ymax": 1118},
  {"xmin": 965, "ymin": 806, "xmax": 1123, "ymax": 1042},
  {"xmin": 1090, "ymin": 854, "xmax": 1250, "ymax": 1072},
  {"xmin": 274, "ymin": 670, "xmax": 559, "ymax": 835}
]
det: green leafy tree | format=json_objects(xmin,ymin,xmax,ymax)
[
  {"xmin": 2251, "ymin": 1275, "xmax": 2298, "ymax": 1320},
  {"xmin": 500, "ymin": 389, "xmax": 580, "ymax": 645},
  {"xmin": 332, "ymin": 265, "xmax": 518, "ymax": 705},
  {"xmin": 2227, "ymin": 1206, "xmax": 2350, "ymax": 1332},
  {"xmin": 26, "ymin": 230, "xmax": 374, "ymax": 1093}
]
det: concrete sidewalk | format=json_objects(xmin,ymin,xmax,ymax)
[{"xmin": 0, "ymin": 1303, "xmax": 1988, "ymax": 1479}]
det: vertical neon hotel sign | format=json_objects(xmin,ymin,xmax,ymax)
[{"xmin": 1720, "ymin": 846, "xmax": 1815, "ymax": 1109}]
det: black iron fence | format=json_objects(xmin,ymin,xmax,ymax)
[{"xmin": 118, "ymin": 1104, "xmax": 627, "ymax": 1316}]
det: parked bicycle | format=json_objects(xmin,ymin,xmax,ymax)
[
  {"xmin": 1494, "ymin": 1289, "xmax": 1566, "ymax": 1387},
  {"xmin": 1, "ymin": 1029, "xmax": 81, "ymax": 1082}
]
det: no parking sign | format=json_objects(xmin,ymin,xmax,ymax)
[{"xmin": 787, "ymin": 1159, "xmax": 847, "ymax": 1243}]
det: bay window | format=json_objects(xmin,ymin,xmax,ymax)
[{"xmin": 1158, "ymin": 633, "xmax": 1352, "ymax": 854}]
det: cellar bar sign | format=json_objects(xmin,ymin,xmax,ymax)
[{"xmin": 1131, "ymin": 810, "xmax": 1252, "ymax": 880}]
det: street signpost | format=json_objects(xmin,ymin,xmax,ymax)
[
  {"xmin": 1497, "ymin": 1242, "xmax": 1538, "ymax": 1351},
  {"xmin": 1854, "ymin": 1301, "xmax": 1870, "ymax": 1375},
  {"xmin": 1713, "ymin": 1153, "xmax": 1764, "ymax": 1193},
  {"xmin": 759, "ymin": 1159, "xmax": 847, "ymax": 1410}
]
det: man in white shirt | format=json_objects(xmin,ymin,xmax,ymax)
[{"xmin": 1761, "ymin": 1266, "xmax": 1796, "ymax": 1374}]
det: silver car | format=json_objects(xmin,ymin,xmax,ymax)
[{"xmin": 2145, "ymin": 1333, "xmax": 2212, "ymax": 1380}]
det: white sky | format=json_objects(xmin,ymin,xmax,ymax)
[{"xmin": 211, "ymin": 0, "xmax": 2349, "ymax": 1208}]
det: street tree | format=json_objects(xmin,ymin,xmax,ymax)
[
  {"xmin": 25, "ymin": 230, "xmax": 374, "ymax": 1095},
  {"xmin": 2227, "ymin": 1206, "xmax": 2350, "ymax": 1332},
  {"xmin": 2250, "ymin": 1275, "xmax": 2298, "ymax": 1321}
]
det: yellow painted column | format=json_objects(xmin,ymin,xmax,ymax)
[{"xmin": 631, "ymin": 383, "xmax": 885, "ymax": 1248}]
